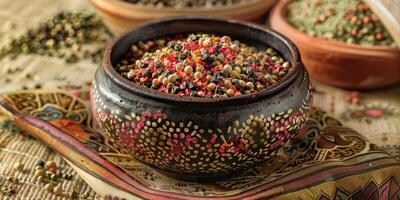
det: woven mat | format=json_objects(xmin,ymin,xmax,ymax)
[
  {"xmin": 0, "ymin": 0, "xmax": 399, "ymax": 199},
  {"xmin": 0, "ymin": 0, "xmax": 102, "ymax": 199}
]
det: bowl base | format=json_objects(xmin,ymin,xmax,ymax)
[{"xmin": 154, "ymin": 168, "xmax": 235, "ymax": 182}]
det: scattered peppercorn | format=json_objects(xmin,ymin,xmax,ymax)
[
  {"xmin": 45, "ymin": 183, "xmax": 54, "ymax": 192},
  {"xmin": 0, "ymin": 11, "xmax": 112, "ymax": 63},
  {"xmin": 34, "ymin": 169, "xmax": 44, "ymax": 177},
  {"xmin": 286, "ymin": 0, "xmax": 395, "ymax": 46},
  {"xmin": 13, "ymin": 162, "xmax": 23, "ymax": 172},
  {"xmin": 37, "ymin": 160, "xmax": 45, "ymax": 168},
  {"xmin": 53, "ymin": 185, "xmax": 63, "ymax": 195},
  {"xmin": 116, "ymin": 33, "xmax": 292, "ymax": 98},
  {"xmin": 45, "ymin": 160, "xmax": 56, "ymax": 168},
  {"xmin": 68, "ymin": 190, "xmax": 79, "ymax": 198},
  {"xmin": 36, "ymin": 175, "xmax": 44, "ymax": 183},
  {"xmin": 0, "ymin": 186, "xmax": 15, "ymax": 196}
]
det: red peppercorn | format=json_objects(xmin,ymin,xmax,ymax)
[
  {"xmin": 351, "ymin": 29, "xmax": 358, "ymax": 36},
  {"xmin": 351, "ymin": 16, "xmax": 358, "ymax": 23},
  {"xmin": 375, "ymin": 33, "xmax": 384, "ymax": 40},
  {"xmin": 47, "ymin": 167, "xmax": 57, "ymax": 173},
  {"xmin": 314, "ymin": 0, "xmax": 322, "ymax": 7},
  {"xmin": 371, "ymin": 16, "xmax": 379, "ymax": 23},
  {"xmin": 363, "ymin": 16, "xmax": 370, "ymax": 24},
  {"xmin": 345, "ymin": 8, "xmax": 353, "ymax": 15},
  {"xmin": 312, "ymin": 18, "xmax": 320, "ymax": 24}
]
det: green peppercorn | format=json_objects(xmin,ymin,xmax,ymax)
[
  {"xmin": 245, "ymin": 82, "xmax": 254, "ymax": 89},
  {"xmin": 184, "ymin": 65, "xmax": 193, "ymax": 75},
  {"xmin": 207, "ymin": 83, "xmax": 216, "ymax": 91},
  {"xmin": 175, "ymin": 63, "xmax": 184, "ymax": 71},
  {"xmin": 194, "ymin": 71, "xmax": 203, "ymax": 79},
  {"xmin": 238, "ymin": 80, "xmax": 246, "ymax": 88},
  {"xmin": 224, "ymin": 80, "xmax": 232, "ymax": 88},
  {"xmin": 223, "ymin": 64, "xmax": 233, "ymax": 73},
  {"xmin": 282, "ymin": 61, "xmax": 290, "ymax": 68},
  {"xmin": 168, "ymin": 74, "xmax": 177, "ymax": 83},
  {"xmin": 266, "ymin": 48, "xmax": 277, "ymax": 56},
  {"xmin": 256, "ymin": 84, "xmax": 264, "ymax": 91}
]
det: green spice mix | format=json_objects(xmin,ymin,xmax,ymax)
[
  {"xmin": 0, "ymin": 11, "xmax": 112, "ymax": 63},
  {"xmin": 286, "ymin": 0, "xmax": 395, "ymax": 46},
  {"xmin": 116, "ymin": 33, "xmax": 293, "ymax": 98}
]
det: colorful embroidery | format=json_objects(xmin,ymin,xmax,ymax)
[{"xmin": 341, "ymin": 103, "xmax": 400, "ymax": 123}]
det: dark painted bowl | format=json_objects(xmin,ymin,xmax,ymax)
[{"xmin": 90, "ymin": 16, "xmax": 312, "ymax": 181}]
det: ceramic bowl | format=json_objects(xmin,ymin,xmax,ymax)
[
  {"xmin": 269, "ymin": 0, "xmax": 400, "ymax": 90},
  {"xmin": 89, "ymin": 0, "xmax": 277, "ymax": 35},
  {"xmin": 90, "ymin": 17, "xmax": 312, "ymax": 181}
]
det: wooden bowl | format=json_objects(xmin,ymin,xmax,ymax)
[
  {"xmin": 90, "ymin": 17, "xmax": 312, "ymax": 181},
  {"xmin": 89, "ymin": 0, "xmax": 277, "ymax": 35},
  {"xmin": 269, "ymin": 0, "xmax": 400, "ymax": 89}
]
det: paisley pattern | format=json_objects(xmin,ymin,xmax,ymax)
[
  {"xmin": 3, "ymin": 92, "xmax": 90, "ymax": 127},
  {"xmin": 0, "ymin": 90, "xmax": 399, "ymax": 199},
  {"xmin": 317, "ymin": 176, "xmax": 400, "ymax": 200}
]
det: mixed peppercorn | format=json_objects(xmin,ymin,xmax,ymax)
[
  {"xmin": 287, "ymin": 0, "xmax": 395, "ymax": 46},
  {"xmin": 116, "ymin": 33, "xmax": 292, "ymax": 98},
  {"xmin": 122, "ymin": 0, "xmax": 250, "ymax": 8}
]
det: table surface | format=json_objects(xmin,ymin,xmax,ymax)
[{"xmin": 0, "ymin": 0, "xmax": 399, "ymax": 199}]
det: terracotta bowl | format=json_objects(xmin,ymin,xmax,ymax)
[
  {"xmin": 269, "ymin": 0, "xmax": 400, "ymax": 89},
  {"xmin": 90, "ymin": 17, "xmax": 312, "ymax": 181},
  {"xmin": 89, "ymin": 0, "xmax": 277, "ymax": 35}
]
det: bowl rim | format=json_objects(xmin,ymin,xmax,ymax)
[
  {"xmin": 269, "ymin": 0, "xmax": 399, "ymax": 52},
  {"xmin": 90, "ymin": 0, "xmax": 274, "ymax": 14},
  {"xmin": 102, "ymin": 16, "xmax": 303, "ymax": 105}
]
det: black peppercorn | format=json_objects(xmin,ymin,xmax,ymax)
[
  {"xmin": 171, "ymin": 86, "xmax": 180, "ymax": 94},
  {"xmin": 188, "ymin": 82, "xmax": 196, "ymax": 90},
  {"xmin": 189, "ymin": 91, "xmax": 197, "ymax": 96},
  {"xmin": 215, "ymin": 87, "xmax": 224, "ymax": 94},
  {"xmin": 155, "ymin": 61, "xmax": 162, "ymax": 68},
  {"xmin": 179, "ymin": 54, "xmax": 186, "ymax": 61},
  {"xmin": 179, "ymin": 83, "xmax": 187, "ymax": 90},
  {"xmin": 174, "ymin": 44, "xmax": 182, "ymax": 51},
  {"xmin": 140, "ymin": 62, "xmax": 148, "ymax": 68},
  {"xmin": 167, "ymin": 41, "xmax": 175, "ymax": 49},
  {"xmin": 37, "ymin": 161, "xmax": 45, "ymax": 167}
]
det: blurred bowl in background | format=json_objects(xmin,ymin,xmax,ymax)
[
  {"xmin": 269, "ymin": 0, "xmax": 400, "ymax": 89},
  {"xmin": 90, "ymin": 0, "xmax": 277, "ymax": 35}
]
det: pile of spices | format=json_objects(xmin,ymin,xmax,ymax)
[
  {"xmin": 33, "ymin": 160, "xmax": 73, "ymax": 183},
  {"xmin": 286, "ymin": 0, "xmax": 395, "ymax": 46},
  {"xmin": 122, "ymin": 0, "xmax": 251, "ymax": 8},
  {"xmin": 0, "ymin": 186, "xmax": 15, "ymax": 196},
  {"xmin": 116, "ymin": 33, "xmax": 292, "ymax": 98},
  {"xmin": 0, "ymin": 158, "xmax": 93, "ymax": 198},
  {"xmin": 0, "ymin": 11, "xmax": 112, "ymax": 63}
]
